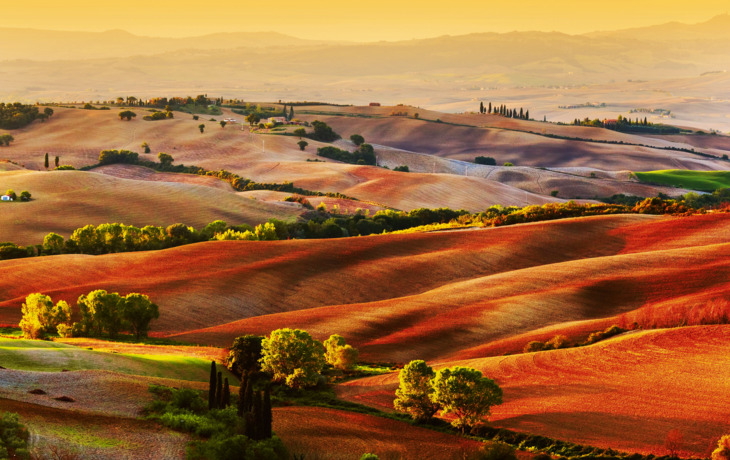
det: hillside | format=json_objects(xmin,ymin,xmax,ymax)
[{"xmin": 337, "ymin": 325, "xmax": 730, "ymax": 457}]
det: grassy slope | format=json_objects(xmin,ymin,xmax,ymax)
[
  {"xmin": 0, "ymin": 169, "xmax": 301, "ymax": 245},
  {"xmin": 340, "ymin": 325, "xmax": 730, "ymax": 457},
  {"xmin": 634, "ymin": 169, "xmax": 730, "ymax": 191}
]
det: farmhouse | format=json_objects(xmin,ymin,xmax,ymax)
[
  {"xmin": 267, "ymin": 117, "xmax": 288, "ymax": 124},
  {"xmin": 1, "ymin": 195, "xmax": 13, "ymax": 201}
]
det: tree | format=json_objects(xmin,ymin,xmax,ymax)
[
  {"xmin": 158, "ymin": 152, "xmax": 174, "ymax": 167},
  {"xmin": 260, "ymin": 328, "xmax": 325, "ymax": 389},
  {"xmin": 350, "ymin": 134, "xmax": 365, "ymax": 146},
  {"xmin": 216, "ymin": 371, "xmax": 223, "ymax": 408},
  {"xmin": 209, "ymin": 361, "xmax": 217, "ymax": 410},
  {"xmin": 665, "ymin": 429, "xmax": 683, "ymax": 457},
  {"xmin": 245, "ymin": 113, "xmax": 260, "ymax": 126},
  {"xmin": 19, "ymin": 191, "xmax": 31, "ymax": 202},
  {"xmin": 262, "ymin": 386, "xmax": 273, "ymax": 438},
  {"xmin": 480, "ymin": 102, "xmax": 484, "ymax": 114},
  {"xmin": 19, "ymin": 293, "xmax": 53, "ymax": 339},
  {"xmin": 5, "ymin": 189, "xmax": 16, "ymax": 201},
  {"xmin": 44, "ymin": 153, "xmax": 49, "ymax": 169},
  {"xmin": 121, "ymin": 293, "xmax": 159, "ymax": 340},
  {"xmin": 42, "ymin": 233, "xmax": 65, "ymax": 254},
  {"xmin": 474, "ymin": 156, "xmax": 496, "ymax": 166},
  {"xmin": 227, "ymin": 335, "xmax": 264, "ymax": 376},
  {"xmin": 713, "ymin": 435, "xmax": 730, "ymax": 460},
  {"xmin": 54, "ymin": 156, "xmax": 59, "ymax": 167},
  {"xmin": 0, "ymin": 134, "xmax": 14, "ymax": 146},
  {"xmin": 77, "ymin": 290, "xmax": 125, "ymax": 338},
  {"xmin": 323, "ymin": 334, "xmax": 358, "ymax": 370},
  {"xmin": 198, "ymin": 123, "xmax": 205, "ymax": 133},
  {"xmin": 220, "ymin": 120, "xmax": 227, "ymax": 128},
  {"xmin": 118, "ymin": 110, "xmax": 136, "ymax": 121},
  {"xmin": 141, "ymin": 142, "xmax": 150, "ymax": 153},
  {"xmin": 294, "ymin": 128, "xmax": 306, "ymax": 138},
  {"xmin": 44, "ymin": 107, "xmax": 54, "ymax": 118},
  {"xmin": 393, "ymin": 360, "xmax": 439, "ymax": 422},
  {"xmin": 488, "ymin": 102, "xmax": 492, "ymax": 114},
  {"xmin": 297, "ymin": 140, "xmax": 308, "ymax": 151},
  {"xmin": 222, "ymin": 377, "xmax": 230, "ymax": 408},
  {"xmin": 430, "ymin": 366, "xmax": 503, "ymax": 433}
]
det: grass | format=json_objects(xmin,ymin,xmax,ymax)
[
  {"xmin": 42, "ymin": 425, "xmax": 134, "ymax": 449},
  {"xmin": 634, "ymin": 169, "xmax": 730, "ymax": 191},
  {"xmin": 0, "ymin": 338, "xmax": 236, "ymax": 382}
]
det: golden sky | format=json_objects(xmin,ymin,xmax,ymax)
[{"xmin": 5, "ymin": 0, "xmax": 729, "ymax": 41}]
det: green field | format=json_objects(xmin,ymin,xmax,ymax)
[
  {"xmin": 634, "ymin": 169, "xmax": 730, "ymax": 192},
  {"xmin": 0, "ymin": 339, "xmax": 236, "ymax": 382}
]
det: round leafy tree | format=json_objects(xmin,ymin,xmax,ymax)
[{"xmin": 260, "ymin": 328, "xmax": 325, "ymax": 389}]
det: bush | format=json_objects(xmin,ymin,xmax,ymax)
[
  {"xmin": 188, "ymin": 434, "xmax": 288, "ymax": 460},
  {"xmin": 350, "ymin": 134, "xmax": 365, "ymax": 146},
  {"xmin": 308, "ymin": 121, "xmax": 339, "ymax": 142},
  {"xmin": 474, "ymin": 442, "xmax": 517, "ymax": 460},
  {"xmin": 545, "ymin": 335, "xmax": 568, "ymax": 350},
  {"xmin": 523, "ymin": 341, "xmax": 545, "ymax": 353},
  {"xmin": 503, "ymin": 162, "xmax": 514, "ymax": 167},
  {"xmin": 393, "ymin": 165, "xmax": 409, "ymax": 172},
  {"xmin": 712, "ymin": 435, "xmax": 730, "ymax": 460},
  {"xmin": 474, "ymin": 156, "xmax": 496, "ymax": 166},
  {"xmin": 0, "ymin": 412, "xmax": 29, "ymax": 459},
  {"xmin": 360, "ymin": 455, "xmax": 379, "ymax": 460}
]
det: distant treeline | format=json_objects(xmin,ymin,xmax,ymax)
[
  {"xmin": 317, "ymin": 145, "xmax": 376, "ymax": 165},
  {"xmin": 0, "ymin": 103, "xmax": 54, "ymax": 129},
  {"xmin": 2, "ymin": 198, "xmax": 718, "ymax": 261},
  {"xmin": 478, "ymin": 101, "xmax": 530, "ymax": 120},
  {"xmin": 82, "ymin": 149, "xmax": 358, "ymax": 200},
  {"xmin": 572, "ymin": 115, "xmax": 680, "ymax": 134}
]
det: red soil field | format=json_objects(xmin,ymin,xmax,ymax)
[
  {"xmin": 337, "ymin": 325, "xmax": 730, "ymax": 457},
  {"xmin": 273, "ymin": 406, "xmax": 484, "ymax": 460}
]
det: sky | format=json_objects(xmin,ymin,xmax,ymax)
[{"xmin": 4, "ymin": 0, "xmax": 729, "ymax": 41}]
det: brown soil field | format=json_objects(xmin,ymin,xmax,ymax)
[
  {"xmin": 0, "ymin": 169, "xmax": 300, "ymax": 245},
  {"xmin": 337, "ymin": 325, "xmax": 730, "ymax": 457},
  {"xmin": 274, "ymin": 406, "xmax": 485, "ymax": 460}
]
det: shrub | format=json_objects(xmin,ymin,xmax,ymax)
[
  {"xmin": 0, "ymin": 412, "xmax": 29, "ymax": 459},
  {"xmin": 474, "ymin": 156, "xmax": 496, "ymax": 166},
  {"xmin": 545, "ymin": 335, "xmax": 568, "ymax": 350},
  {"xmin": 323, "ymin": 334, "xmax": 358, "ymax": 370},
  {"xmin": 523, "ymin": 341, "xmax": 545, "ymax": 353},
  {"xmin": 360, "ymin": 455, "xmax": 379, "ymax": 460},
  {"xmin": 550, "ymin": 190, "xmax": 559, "ymax": 197},
  {"xmin": 55, "ymin": 165, "xmax": 75, "ymax": 170},
  {"xmin": 503, "ymin": 162, "xmax": 514, "ymax": 167},
  {"xmin": 393, "ymin": 165, "xmax": 409, "ymax": 172},
  {"xmin": 350, "ymin": 134, "xmax": 365, "ymax": 146},
  {"xmin": 309, "ymin": 120, "xmax": 339, "ymax": 142},
  {"xmin": 474, "ymin": 442, "xmax": 517, "ymax": 460}
]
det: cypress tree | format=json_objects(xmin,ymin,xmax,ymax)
[
  {"xmin": 244, "ymin": 412, "xmax": 255, "ymax": 439},
  {"xmin": 519, "ymin": 108, "xmax": 524, "ymax": 119},
  {"xmin": 525, "ymin": 110, "xmax": 529, "ymax": 120},
  {"xmin": 253, "ymin": 391, "xmax": 263, "ymax": 440},
  {"xmin": 289, "ymin": 106, "xmax": 294, "ymax": 120},
  {"xmin": 208, "ymin": 361, "xmax": 216, "ymax": 410},
  {"xmin": 216, "ymin": 371, "xmax": 223, "ymax": 409},
  {"xmin": 479, "ymin": 101, "xmax": 484, "ymax": 114},
  {"xmin": 223, "ymin": 378, "xmax": 230, "ymax": 408},
  {"xmin": 244, "ymin": 377, "xmax": 253, "ymax": 413},
  {"xmin": 237, "ymin": 372, "xmax": 247, "ymax": 416},
  {"xmin": 262, "ymin": 386, "xmax": 272, "ymax": 439},
  {"xmin": 488, "ymin": 102, "xmax": 492, "ymax": 113},
  {"xmin": 54, "ymin": 156, "xmax": 59, "ymax": 167},
  {"xmin": 44, "ymin": 153, "xmax": 49, "ymax": 169}
]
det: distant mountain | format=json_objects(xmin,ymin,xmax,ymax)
[
  {"xmin": 0, "ymin": 28, "xmax": 338, "ymax": 61},
  {"xmin": 585, "ymin": 14, "xmax": 730, "ymax": 41}
]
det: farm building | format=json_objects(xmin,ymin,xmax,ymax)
[
  {"xmin": 1, "ymin": 195, "xmax": 13, "ymax": 201},
  {"xmin": 369, "ymin": 102, "xmax": 381, "ymax": 106},
  {"xmin": 267, "ymin": 117, "xmax": 288, "ymax": 124}
]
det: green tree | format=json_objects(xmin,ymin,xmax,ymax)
[
  {"xmin": 209, "ymin": 361, "xmax": 217, "ymax": 410},
  {"xmin": 323, "ymin": 334, "xmax": 358, "ymax": 370},
  {"xmin": 118, "ymin": 110, "xmax": 136, "ymax": 121},
  {"xmin": 246, "ymin": 113, "xmax": 260, "ymax": 126},
  {"xmin": 260, "ymin": 328, "xmax": 325, "ymax": 389},
  {"xmin": 5, "ymin": 189, "xmax": 17, "ymax": 200},
  {"xmin": 198, "ymin": 123, "xmax": 205, "ymax": 133},
  {"xmin": 293, "ymin": 128, "xmax": 306, "ymax": 138},
  {"xmin": 0, "ymin": 134, "xmax": 13, "ymax": 146},
  {"xmin": 44, "ymin": 107, "xmax": 54, "ymax": 118},
  {"xmin": 227, "ymin": 334, "xmax": 264, "ymax": 376},
  {"xmin": 42, "ymin": 233, "xmax": 64, "ymax": 254},
  {"xmin": 430, "ymin": 367, "xmax": 503, "ymax": 433},
  {"xmin": 44, "ymin": 153, "xmax": 49, "ymax": 169},
  {"xmin": 77, "ymin": 290, "xmax": 126, "ymax": 338},
  {"xmin": 393, "ymin": 360, "xmax": 439, "ymax": 422},
  {"xmin": 158, "ymin": 152, "xmax": 174, "ymax": 167},
  {"xmin": 220, "ymin": 120, "xmax": 227, "ymax": 128},
  {"xmin": 19, "ymin": 191, "xmax": 31, "ymax": 202},
  {"xmin": 350, "ymin": 134, "xmax": 365, "ymax": 146},
  {"xmin": 121, "ymin": 293, "xmax": 159, "ymax": 340},
  {"xmin": 310, "ymin": 120, "xmax": 339, "ymax": 142},
  {"xmin": 0, "ymin": 411, "xmax": 30, "ymax": 459},
  {"xmin": 141, "ymin": 142, "xmax": 150, "ymax": 153},
  {"xmin": 19, "ymin": 293, "xmax": 54, "ymax": 339},
  {"xmin": 54, "ymin": 156, "xmax": 59, "ymax": 167},
  {"xmin": 297, "ymin": 140, "xmax": 308, "ymax": 151}
]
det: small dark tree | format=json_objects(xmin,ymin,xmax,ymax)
[
  {"xmin": 44, "ymin": 107, "xmax": 54, "ymax": 118},
  {"xmin": 488, "ymin": 102, "xmax": 492, "ymax": 114},
  {"xmin": 525, "ymin": 110, "xmax": 529, "ymax": 120},
  {"xmin": 198, "ymin": 124, "xmax": 205, "ymax": 133},
  {"xmin": 237, "ymin": 372, "xmax": 247, "ymax": 416},
  {"xmin": 297, "ymin": 140, "xmax": 308, "ymax": 151},
  {"xmin": 222, "ymin": 377, "xmax": 230, "ymax": 408},
  {"xmin": 220, "ymin": 120, "xmax": 227, "ymax": 128},
  {"xmin": 216, "ymin": 371, "xmax": 223, "ymax": 409},
  {"xmin": 227, "ymin": 334, "xmax": 264, "ymax": 376},
  {"xmin": 158, "ymin": 152, "xmax": 174, "ymax": 167},
  {"xmin": 209, "ymin": 361, "xmax": 217, "ymax": 410},
  {"xmin": 54, "ymin": 156, "xmax": 59, "ymax": 167},
  {"xmin": 118, "ymin": 110, "xmax": 136, "ymax": 121},
  {"xmin": 262, "ymin": 386, "xmax": 272, "ymax": 439},
  {"xmin": 253, "ymin": 391, "xmax": 263, "ymax": 440},
  {"xmin": 44, "ymin": 153, "xmax": 49, "ymax": 169},
  {"xmin": 350, "ymin": 134, "xmax": 365, "ymax": 146},
  {"xmin": 480, "ymin": 102, "xmax": 484, "ymax": 114},
  {"xmin": 244, "ymin": 378, "xmax": 254, "ymax": 413},
  {"xmin": 289, "ymin": 106, "xmax": 294, "ymax": 120},
  {"xmin": 294, "ymin": 128, "xmax": 306, "ymax": 138}
]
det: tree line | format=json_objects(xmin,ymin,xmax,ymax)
[
  {"xmin": 479, "ymin": 101, "xmax": 530, "ymax": 120},
  {"xmin": 19, "ymin": 290, "xmax": 159, "ymax": 340},
  {"xmin": 572, "ymin": 115, "xmax": 680, "ymax": 134},
  {"xmin": 0, "ymin": 103, "xmax": 54, "ymax": 129}
]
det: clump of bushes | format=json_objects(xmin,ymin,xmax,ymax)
[
  {"xmin": 474, "ymin": 156, "xmax": 497, "ymax": 166},
  {"xmin": 0, "ymin": 411, "xmax": 29, "ymax": 459},
  {"xmin": 283, "ymin": 195, "xmax": 313, "ymax": 209},
  {"xmin": 317, "ymin": 144, "xmax": 376, "ymax": 166}
]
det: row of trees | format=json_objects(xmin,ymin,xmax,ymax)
[
  {"xmin": 0, "ymin": 103, "xmax": 54, "ymax": 129},
  {"xmin": 317, "ymin": 144, "xmax": 376, "ymax": 166},
  {"xmin": 19, "ymin": 290, "xmax": 159, "ymax": 340},
  {"xmin": 43, "ymin": 153, "xmax": 60, "ymax": 169},
  {"xmin": 479, "ymin": 102, "xmax": 529, "ymax": 120},
  {"xmin": 571, "ymin": 115, "xmax": 680, "ymax": 134},
  {"xmin": 394, "ymin": 360, "xmax": 503, "ymax": 433}
]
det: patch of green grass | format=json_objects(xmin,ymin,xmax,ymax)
[
  {"xmin": 634, "ymin": 169, "xmax": 730, "ymax": 192},
  {"xmin": 0, "ymin": 327, "xmax": 22, "ymax": 338},
  {"xmin": 0, "ymin": 339, "xmax": 236, "ymax": 382},
  {"xmin": 174, "ymin": 104, "xmax": 222, "ymax": 115},
  {"xmin": 43, "ymin": 425, "xmax": 133, "ymax": 449}
]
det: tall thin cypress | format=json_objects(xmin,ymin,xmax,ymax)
[
  {"xmin": 289, "ymin": 106, "xmax": 294, "ymax": 120},
  {"xmin": 262, "ymin": 386, "xmax": 272, "ymax": 439},
  {"xmin": 215, "ymin": 371, "xmax": 223, "ymax": 409},
  {"xmin": 208, "ymin": 361, "xmax": 216, "ymax": 410},
  {"xmin": 479, "ymin": 102, "xmax": 484, "ymax": 114},
  {"xmin": 237, "ymin": 372, "xmax": 247, "ymax": 416},
  {"xmin": 488, "ymin": 102, "xmax": 492, "ymax": 114},
  {"xmin": 253, "ymin": 391, "xmax": 263, "ymax": 440},
  {"xmin": 223, "ymin": 378, "xmax": 230, "ymax": 408},
  {"xmin": 54, "ymin": 156, "xmax": 59, "ymax": 167},
  {"xmin": 44, "ymin": 153, "xmax": 49, "ymax": 169}
]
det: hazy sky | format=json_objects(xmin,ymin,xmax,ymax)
[{"xmin": 5, "ymin": 0, "xmax": 729, "ymax": 41}]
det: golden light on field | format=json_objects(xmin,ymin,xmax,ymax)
[{"xmin": 4, "ymin": 0, "xmax": 729, "ymax": 40}]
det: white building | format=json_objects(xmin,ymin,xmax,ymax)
[{"xmin": 1, "ymin": 195, "xmax": 13, "ymax": 201}]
